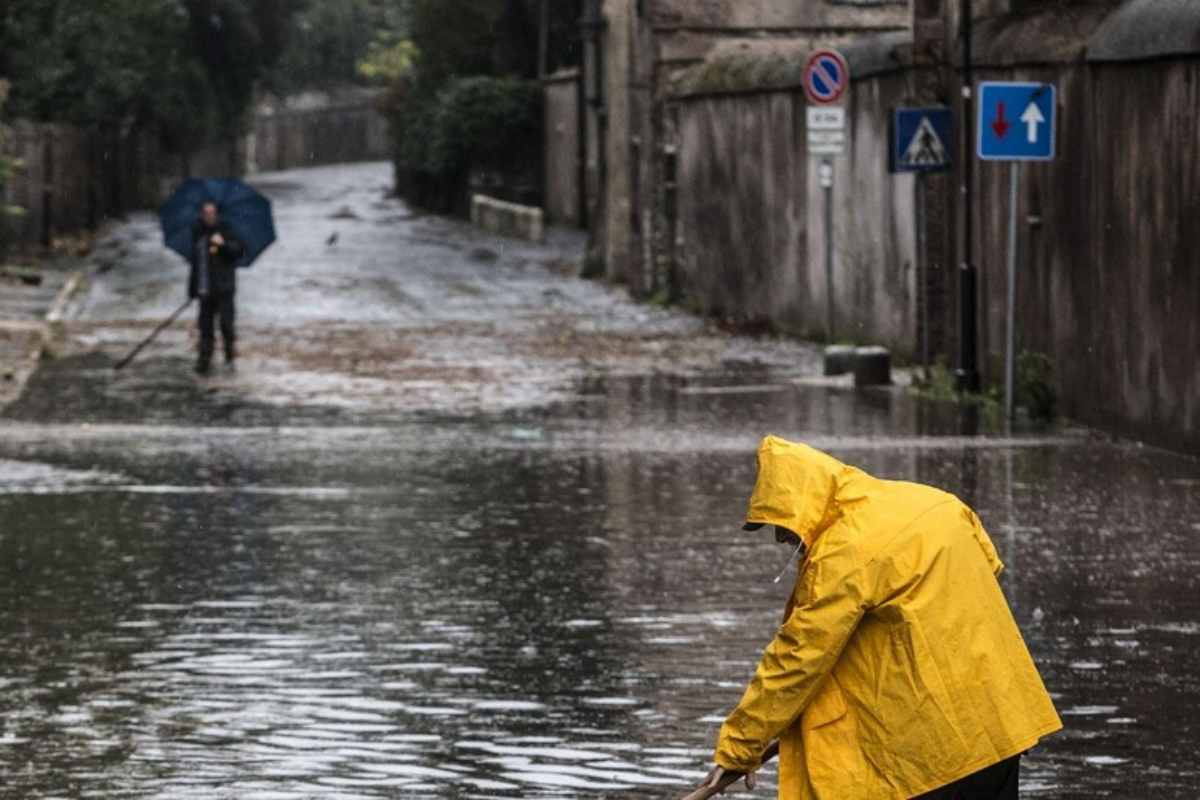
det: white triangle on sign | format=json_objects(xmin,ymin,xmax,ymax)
[{"xmin": 901, "ymin": 116, "xmax": 948, "ymax": 167}]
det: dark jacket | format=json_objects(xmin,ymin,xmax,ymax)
[{"xmin": 188, "ymin": 222, "xmax": 245, "ymax": 298}]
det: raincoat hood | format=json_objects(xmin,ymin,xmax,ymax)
[{"xmin": 743, "ymin": 436, "xmax": 854, "ymax": 549}]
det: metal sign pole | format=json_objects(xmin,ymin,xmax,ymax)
[
  {"xmin": 916, "ymin": 172, "xmax": 929, "ymax": 375},
  {"xmin": 821, "ymin": 158, "xmax": 835, "ymax": 340},
  {"xmin": 803, "ymin": 51, "xmax": 848, "ymax": 344},
  {"xmin": 1004, "ymin": 162, "xmax": 1020, "ymax": 424},
  {"xmin": 958, "ymin": 0, "xmax": 980, "ymax": 393}
]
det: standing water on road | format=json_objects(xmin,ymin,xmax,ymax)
[{"xmin": 1, "ymin": 164, "xmax": 1198, "ymax": 798}]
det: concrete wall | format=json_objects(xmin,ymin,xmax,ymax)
[
  {"xmin": 674, "ymin": 69, "xmax": 920, "ymax": 352},
  {"xmin": 675, "ymin": 93, "xmax": 808, "ymax": 326},
  {"xmin": 970, "ymin": 58, "xmax": 1200, "ymax": 450},
  {"xmin": 655, "ymin": 0, "xmax": 909, "ymax": 32},
  {"xmin": 471, "ymin": 194, "xmax": 546, "ymax": 243},
  {"xmin": 654, "ymin": 0, "xmax": 910, "ymax": 71},
  {"xmin": 671, "ymin": 14, "xmax": 1200, "ymax": 451},
  {"xmin": 600, "ymin": 0, "xmax": 637, "ymax": 285},
  {"xmin": 251, "ymin": 94, "xmax": 389, "ymax": 174},
  {"xmin": 1, "ymin": 121, "xmax": 178, "ymax": 250},
  {"xmin": 543, "ymin": 70, "xmax": 583, "ymax": 226}
]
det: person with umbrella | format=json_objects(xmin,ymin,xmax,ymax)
[
  {"xmin": 690, "ymin": 436, "xmax": 1060, "ymax": 799},
  {"xmin": 189, "ymin": 201, "xmax": 244, "ymax": 374},
  {"xmin": 125, "ymin": 178, "xmax": 275, "ymax": 375}
]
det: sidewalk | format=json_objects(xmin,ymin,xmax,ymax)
[{"xmin": 0, "ymin": 262, "xmax": 86, "ymax": 410}]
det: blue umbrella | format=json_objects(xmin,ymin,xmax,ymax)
[{"xmin": 159, "ymin": 177, "xmax": 276, "ymax": 267}]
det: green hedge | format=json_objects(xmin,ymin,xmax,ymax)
[{"xmin": 395, "ymin": 76, "xmax": 542, "ymax": 212}]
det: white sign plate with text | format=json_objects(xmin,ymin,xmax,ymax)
[{"xmin": 807, "ymin": 107, "xmax": 846, "ymax": 156}]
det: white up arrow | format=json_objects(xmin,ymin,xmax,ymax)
[{"xmin": 1020, "ymin": 102, "xmax": 1045, "ymax": 144}]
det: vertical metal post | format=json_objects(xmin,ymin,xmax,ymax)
[
  {"xmin": 916, "ymin": 172, "xmax": 929, "ymax": 374},
  {"xmin": 1004, "ymin": 163, "xmax": 1020, "ymax": 424},
  {"xmin": 821, "ymin": 158, "xmax": 835, "ymax": 340},
  {"xmin": 957, "ymin": 0, "xmax": 980, "ymax": 392}
]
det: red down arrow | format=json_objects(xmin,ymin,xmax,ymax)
[{"xmin": 991, "ymin": 101, "xmax": 1011, "ymax": 139}]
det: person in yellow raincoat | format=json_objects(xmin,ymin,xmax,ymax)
[{"xmin": 703, "ymin": 436, "xmax": 1061, "ymax": 799}]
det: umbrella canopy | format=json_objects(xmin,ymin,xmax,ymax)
[{"xmin": 159, "ymin": 178, "xmax": 276, "ymax": 267}]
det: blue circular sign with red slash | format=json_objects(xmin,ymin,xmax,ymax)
[{"xmin": 803, "ymin": 49, "xmax": 850, "ymax": 105}]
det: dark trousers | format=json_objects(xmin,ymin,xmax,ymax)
[
  {"xmin": 913, "ymin": 755, "xmax": 1020, "ymax": 799},
  {"xmin": 197, "ymin": 291, "xmax": 236, "ymax": 365}
]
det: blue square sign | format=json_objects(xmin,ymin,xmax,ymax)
[
  {"xmin": 977, "ymin": 82, "xmax": 1056, "ymax": 161},
  {"xmin": 892, "ymin": 107, "xmax": 953, "ymax": 173}
]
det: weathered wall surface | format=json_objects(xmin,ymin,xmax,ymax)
[
  {"xmin": 674, "ymin": 70, "xmax": 919, "ymax": 352},
  {"xmin": 825, "ymin": 71, "xmax": 918, "ymax": 350},
  {"xmin": 251, "ymin": 93, "xmax": 389, "ymax": 174},
  {"xmin": 653, "ymin": 0, "xmax": 910, "ymax": 71},
  {"xmin": 543, "ymin": 70, "xmax": 583, "ymax": 226},
  {"xmin": 675, "ymin": 93, "xmax": 808, "ymax": 326},
  {"xmin": 971, "ymin": 59, "xmax": 1200, "ymax": 450},
  {"xmin": 1, "ymin": 121, "xmax": 185, "ymax": 250},
  {"xmin": 673, "ymin": 33, "xmax": 1200, "ymax": 450},
  {"xmin": 655, "ymin": 0, "xmax": 909, "ymax": 30},
  {"xmin": 600, "ymin": 0, "xmax": 637, "ymax": 283},
  {"xmin": 580, "ymin": 0, "xmax": 912, "ymax": 295}
]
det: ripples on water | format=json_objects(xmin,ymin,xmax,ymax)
[
  {"xmin": 0, "ymin": 446, "xmax": 786, "ymax": 798},
  {"xmin": 1, "ymin": 382, "xmax": 1199, "ymax": 797}
]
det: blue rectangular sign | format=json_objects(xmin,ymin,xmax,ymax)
[
  {"xmin": 977, "ymin": 82, "xmax": 1056, "ymax": 161},
  {"xmin": 891, "ymin": 107, "xmax": 953, "ymax": 173}
]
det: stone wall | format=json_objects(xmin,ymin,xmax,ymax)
[
  {"xmin": 542, "ymin": 69, "xmax": 583, "ymax": 226},
  {"xmin": 250, "ymin": 90, "xmax": 389, "ymax": 173},
  {"xmin": 0, "ymin": 121, "xmax": 189, "ymax": 251},
  {"xmin": 970, "ymin": 58, "xmax": 1200, "ymax": 450},
  {"xmin": 673, "ymin": 65, "xmax": 924, "ymax": 352}
]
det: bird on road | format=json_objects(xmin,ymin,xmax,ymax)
[{"xmin": 326, "ymin": 232, "xmax": 339, "ymax": 247}]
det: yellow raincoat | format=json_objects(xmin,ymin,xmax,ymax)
[{"xmin": 715, "ymin": 436, "xmax": 1061, "ymax": 799}]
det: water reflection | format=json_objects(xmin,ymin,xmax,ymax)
[{"xmin": 0, "ymin": 376, "xmax": 1198, "ymax": 796}]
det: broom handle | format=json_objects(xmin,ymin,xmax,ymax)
[{"xmin": 114, "ymin": 298, "xmax": 193, "ymax": 371}]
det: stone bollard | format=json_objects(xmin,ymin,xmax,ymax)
[
  {"xmin": 823, "ymin": 345, "xmax": 856, "ymax": 376},
  {"xmin": 854, "ymin": 346, "xmax": 892, "ymax": 387}
]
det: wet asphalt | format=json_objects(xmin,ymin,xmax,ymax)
[{"xmin": 0, "ymin": 162, "xmax": 1197, "ymax": 798}]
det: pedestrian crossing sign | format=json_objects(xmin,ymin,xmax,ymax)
[{"xmin": 891, "ymin": 107, "xmax": 953, "ymax": 173}]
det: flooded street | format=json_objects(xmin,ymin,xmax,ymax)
[{"xmin": 1, "ymin": 163, "xmax": 1198, "ymax": 798}]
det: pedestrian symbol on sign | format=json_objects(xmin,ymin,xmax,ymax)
[
  {"xmin": 890, "ymin": 107, "xmax": 953, "ymax": 174},
  {"xmin": 902, "ymin": 117, "xmax": 948, "ymax": 167}
]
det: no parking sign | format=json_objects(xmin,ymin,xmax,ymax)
[{"xmin": 803, "ymin": 49, "xmax": 849, "ymax": 105}]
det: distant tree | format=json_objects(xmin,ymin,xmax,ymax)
[
  {"xmin": 262, "ymin": 0, "xmax": 413, "ymax": 94},
  {"xmin": 358, "ymin": 39, "xmax": 419, "ymax": 85},
  {"xmin": 406, "ymin": 0, "xmax": 580, "ymax": 86},
  {"xmin": 494, "ymin": 0, "xmax": 538, "ymax": 78},
  {"xmin": 182, "ymin": 0, "xmax": 301, "ymax": 136},
  {"xmin": 0, "ymin": 0, "xmax": 300, "ymax": 146},
  {"xmin": 543, "ymin": 0, "xmax": 585, "ymax": 75},
  {"xmin": 408, "ymin": 0, "xmax": 504, "ymax": 87},
  {"xmin": 3, "ymin": 2, "xmax": 188, "ymax": 126},
  {"xmin": 387, "ymin": 0, "xmax": 583, "ymax": 211}
]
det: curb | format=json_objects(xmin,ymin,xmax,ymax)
[
  {"xmin": 46, "ymin": 271, "xmax": 87, "ymax": 324},
  {"xmin": 0, "ymin": 269, "xmax": 88, "ymax": 412},
  {"xmin": 43, "ymin": 270, "xmax": 88, "ymax": 348}
]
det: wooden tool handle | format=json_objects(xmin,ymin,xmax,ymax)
[{"xmin": 678, "ymin": 741, "xmax": 779, "ymax": 800}]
